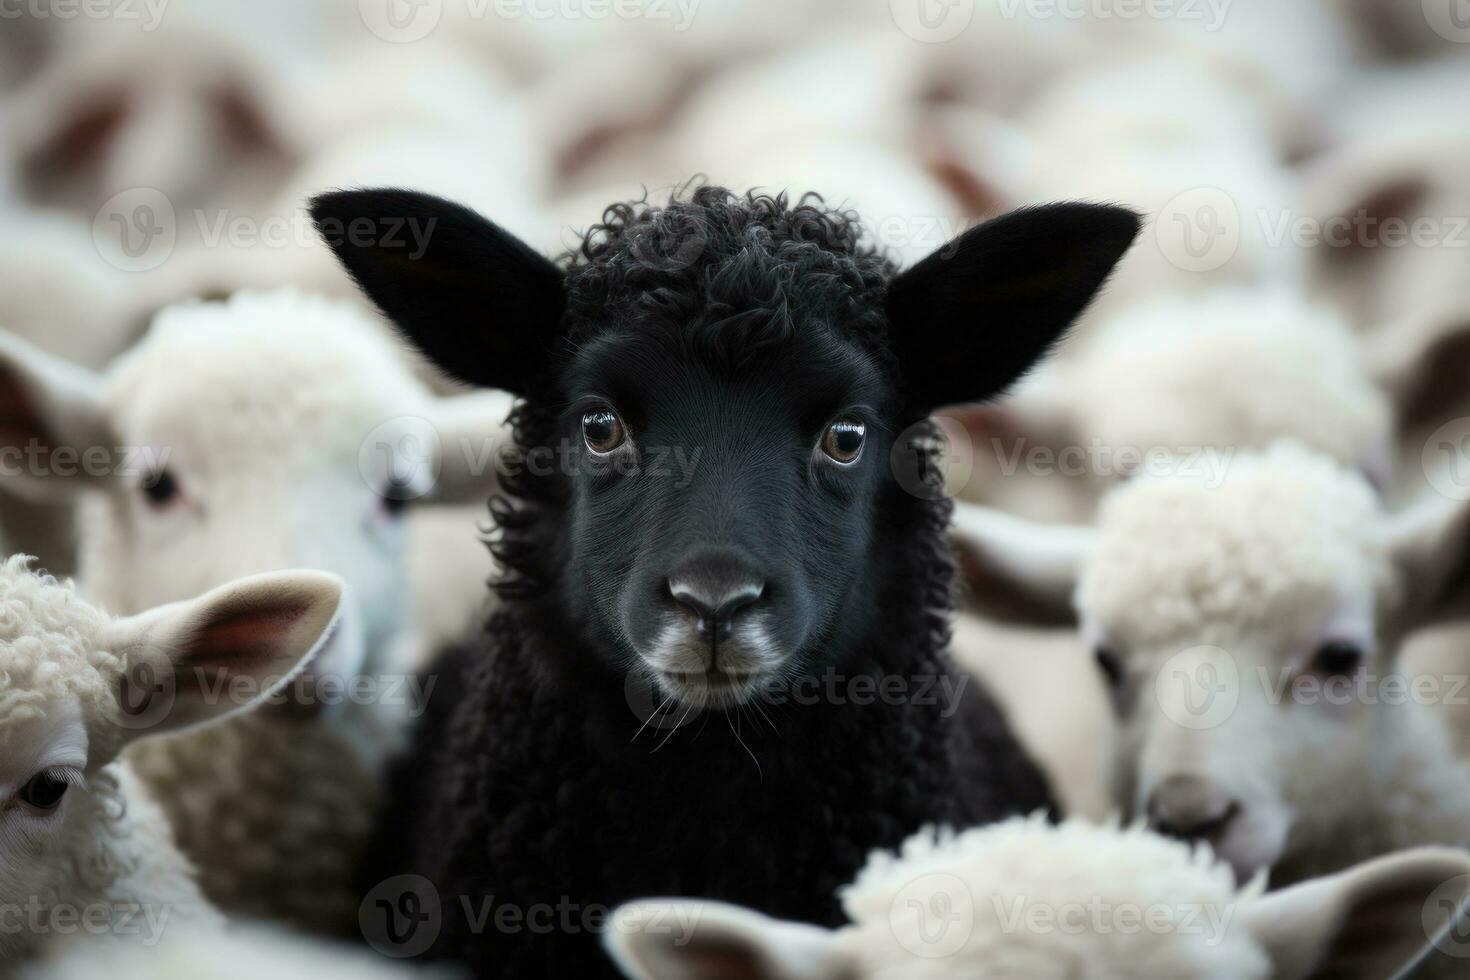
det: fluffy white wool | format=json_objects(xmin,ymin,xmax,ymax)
[
  {"xmin": 1079, "ymin": 442, "xmax": 1392, "ymax": 653},
  {"xmin": 0, "ymin": 555, "xmax": 115, "ymax": 736},
  {"xmin": 836, "ymin": 816, "xmax": 1269, "ymax": 979},
  {"xmin": 1064, "ymin": 289, "xmax": 1391, "ymax": 481}
]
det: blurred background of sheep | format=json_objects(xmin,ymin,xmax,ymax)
[{"xmin": 3, "ymin": 0, "xmax": 1470, "ymax": 966}]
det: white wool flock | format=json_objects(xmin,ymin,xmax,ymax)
[
  {"xmin": 608, "ymin": 815, "xmax": 1470, "ymax": 979},
  {"xmin": 3, "ymin": 1, "xmax": 1470, "ymax": 976}
]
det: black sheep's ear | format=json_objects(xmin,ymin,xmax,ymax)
[
  {"xmin": 886, "ymin": 202, "xmax": 1140, "ymax": 410},
  {"xmin": 310, "ymin": 189, "xmax": 564, "ymax": 394}
]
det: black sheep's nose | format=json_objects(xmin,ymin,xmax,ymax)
[{"xmin": 666, "ymin": 554, "xmax": 765, "ymax": 645}]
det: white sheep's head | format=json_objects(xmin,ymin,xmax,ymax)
[
  {"xmin": 605, "ymin": 817, "xmax": 1470, "ymax": 980},
  {"xmin": 941, "ymin": 287, "xmax": 1394, "ymax": 517},
  {"xmin": 0, "ymin": 556, "xmax": 341, "ymax": 945},
  {"xmin": 0, "ymin": 291, "xmax": 511, "ymax": 689},
  {"xmin": 951, "ymin": 442, "xmax": 1470, "ymax": 884}
]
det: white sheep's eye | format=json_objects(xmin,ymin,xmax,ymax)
[
  {"xmin": 1095, "ymin": 646, "xmax": 1125, "ymax": 690},
  {"xmin": 142, "ymin": 468, "xmax": 181, "ymax": 508},
  {"xmin": 1311, "ymin": 641, "xmax": 1364, "ymax": 678},
  {"xmin": 821, "ymin": 418, "xmax": 865, "ymax": 464},
  {"xmin": 18, "ymin": 769, "xmax": 74, "ymax": 814},
  {"xmin": 582, "ymin": 408, "xmax": 626, "ymax": 455}
]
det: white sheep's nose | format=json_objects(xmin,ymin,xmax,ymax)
[{"xmin": 1147, "ymin": 774, "xmax": 1241, "ymax": 845}]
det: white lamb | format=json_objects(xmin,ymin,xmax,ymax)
[
  {"xmin": 0, "ymin": 291, "xmax": 511, "ymax": 933},
  {"xmin": 607, "ymin": 815, "xmax": 1470, "ymax": 979},
  {"xmin": 0, "ymin": 555, "xmax": 342, "ymax": 962},
  {"xmin": 950, "ymin": 443, "xmax": 1470, "ymax": 901},
  {"xmin": 941, "ymin": 288, "xmax": 1390, "ymax": 819}
]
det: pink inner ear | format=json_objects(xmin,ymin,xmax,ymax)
[
  {"xmin": 214, "ymin": 83, "xmax": 282, "ymax": 156},
  {"xmin": 1335, "ymin": 178, "xmax": 1428, "ymax": 260},
  {"xmin": 174, "ymin": 599, "xmax": 312, "ymax": 699},
  {"xmin": 0, "ymin": 362, "xmax": 57, "ymax": 454},
  {"xmin": 680, "ymin": 940, "xmax": 767, "ymax": 980},
  {"xmin": 38, "ymin": 94, "xmax": 131, "ymax": 171}
]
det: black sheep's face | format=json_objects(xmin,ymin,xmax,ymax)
[
  {"xmin": 311, "ymin": 187, "xmax": 1140, "ymax": 712},
  {"xmin": 558, "ymin": 321, "xmax": 894, "ymax": 709}
]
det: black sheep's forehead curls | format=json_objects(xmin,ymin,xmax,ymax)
[{"xmin": 552, "ymin": 191, "xmax": 909, "ymax": 709}]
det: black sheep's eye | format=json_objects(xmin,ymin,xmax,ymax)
[
  {"xmin": 19, "ymin": 769, "xmax": 73, "ymax": 813},
  {"xmin": 582, "ymin": 409, "xmax": 626, "ymax": 455},
  {"xmin": 1095, "ymin": 646, "xmax": 1126, "ymax": 690},
  {"xmin": 143, "ymin": 468, "xmax": 180, "ymax": 507},
  {"xmin": 821, "ymin": 418, "xmax": 865, "ymax": 464},
  {"xmin": 1312, "ymin": 641, "xmax": 1364, "ymax": 678}
]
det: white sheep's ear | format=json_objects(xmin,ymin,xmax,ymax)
[
  {"xmin": 424, "ymin": 388, "xmax": 516, "ymax": 505},
  {"xmin": 0, "ymin": 329, "xmax": 113, "ymax": 500},
  {"xmin": 950, "ymin": 500, "xmax": 1091, "ymax": 626},
  {"xmin": 1300, "ymin": 142, "xmax": 1430, "ymax": 264},
  {"xmin": 1384, "ymin": 493, "xmax": 1470, "ymax": 635},
  {"xmin": 1243, "ymin": 848, "xmax": 1470, "ymax": 980},
  {"xmin": 100, "ymin": 571, "xmax": 344, "ymax": 747},
  {"xmin": 604, "ymin": 900, "xmax": 850, "ymax": 980},
  {"xmin": 1366, "ymin": 305, "xmax": 1470, "ymax": 437}
]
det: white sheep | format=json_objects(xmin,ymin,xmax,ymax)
[
  {"xmin": 3, "ymin": 11, "xmax": 308, "ymax": 218},
  {"xmin": 0, "ymin": 555, "xmax": 342, "ymax": 962},
  {"xmin": 933, "ymin": 55, "xmax": 1303, "ymax": 332},
  {"xmin": 0, "ymin": 290, "xmax": 511, "ymax": 933},
  {"xmin": 950, "ymin": 286, "xmax": 1391, "ymax": 523},
  {"xmin": 940, "ymin": 287, "xmax": 1390, "ymax": 819},
  {"xmin": 950, "ymin": 443, "xmax": 1470, "ymax": 899},
  {"xmin": 1298, "ymin": 59, "xmax": 1470, "ymax": 332},
  {"xmin": 607, "ymin": 815, "xmax": 1470, "ymax": 979}
]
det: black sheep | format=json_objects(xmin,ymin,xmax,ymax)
[{"xmin": 312, "ymin": 186, "xmax": 1139, "ymax": 977}]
